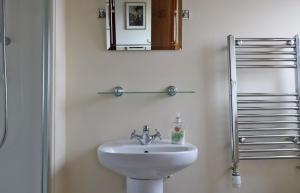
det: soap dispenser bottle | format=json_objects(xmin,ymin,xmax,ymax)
[{"xmin": 171, "ymin": 112, "xmax": 185, "ymax": 145}]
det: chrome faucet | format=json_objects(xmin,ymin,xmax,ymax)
[{"xmin": 130, "ymin": 125, "xmax": 161, "ymax": 145}]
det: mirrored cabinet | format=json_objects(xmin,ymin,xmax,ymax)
[{"xmin": 106, "ymin": 0, "xmax": 182, "ymax": 51}]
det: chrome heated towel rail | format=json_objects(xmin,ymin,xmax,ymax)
[{"xmin": 228, "ymin": 35, "xmax": 300, "ymax": 187}]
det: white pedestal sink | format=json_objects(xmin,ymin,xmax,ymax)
[{"xmin": 97, "ymin": 140, "xmax": 198, "ymax": 193}]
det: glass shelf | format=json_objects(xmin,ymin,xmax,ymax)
[{"xmin": 97, "ymin": 86, "xmax": 195, "ymax": 97}]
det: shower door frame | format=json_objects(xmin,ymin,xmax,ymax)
[
  {"xmin": 42, "ymin": 0, "xmax": 51, "ymax": 192},
  {"xmin": 43, "ymin": 0, "xmax": 53, "ymax": 192}
]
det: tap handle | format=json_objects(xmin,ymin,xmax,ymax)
[
  {"xmin": 154, "ymin": 129, "xmax": 162, "ymax": 140},
  {"xmin": 130, "ymin": 129, "xmax": 136, "ymax": 139},
  {"xmin": 143, "ymin": 125, "xmax": 150, "ymax": 132}
]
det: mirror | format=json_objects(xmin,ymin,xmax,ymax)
[{"xmin": 106, "ymin": 0, "xmax": 182, "ymax": 51}]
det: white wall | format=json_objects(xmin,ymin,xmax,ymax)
[
  {"xmin": 115, "ymin": 0, "xmax": 151, "ymax": 50},
  {"xmin": 65, "ymin": 0, "xmax": 300, "ymax": 193}
]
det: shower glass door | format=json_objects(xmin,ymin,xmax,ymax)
[{"xmin": 0, "ymin": 0, "xmax": 49, "ymax": 192}]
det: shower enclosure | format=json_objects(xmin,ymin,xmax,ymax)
[{"xmin": 0, "ymin": 0, "xmax": 50, "ymax": 192}]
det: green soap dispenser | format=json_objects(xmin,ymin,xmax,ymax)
[{"xmin": 171, "ymin": 112, "xmax": 185, "ymax": 144}]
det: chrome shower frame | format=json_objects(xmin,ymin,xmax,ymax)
[
  {"xmin": 43, "ymin": 0, "xmax": 53, "ymax": 193},
  {"xmin": 0, "ymin": 0, "xmax": 8, "ymax": 149}
]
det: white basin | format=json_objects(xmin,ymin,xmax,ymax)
[{"xmin": 97, "ymin": 139, "xmax": 198, "ymax": 180}]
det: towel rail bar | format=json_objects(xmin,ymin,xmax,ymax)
[
  {"xmin": 239, "ymin": 134, "xmax": 300, "ymax": 138},
  {"xmin": 238, "ymin": 121, "xmax": 300, "ymax": 124},
  {"xmin": 238, "ymin": 100, "xmax": 298, "ymax": 104},
  {"xmin": 237, "ymin": 65, "xmax": 297, "ymax": 68},
  {"xmin": 239, "ymin": 141, "xmax": 299, "ymax": 145},
  {"xmin": 236, "ymin": 58, "xmax": 296, "ymax": 62},
  {"xmin": 239, "ymin": 128, "xmax": 300, "ymax": 132},
  {"xmin": 238, "ymin": 114, "xmax": 300, "ymax": 118},
  {"xmin": 236, "ymin": 45, "xmax": 296, "ymax": 48},
  {"xmin": 238, "ymin": 107, "xmax": 299, "ymax": 110},
  {"xmin": 237, "ymin": 93, "xmax": 298, "ymax": 97},
  {"xmin": 240, "ymin": 155, "xmax": 300, "ymax": 160},
  {"xmin": 240, "ymin": 149, "xmax": 300, "ymax": 153},
  {"xmin": 236, "ymin": 38, "xmax": 295, "ymax": 41},
  {"xmin": 236, "ymin": 51, "xmax": 296, "ymax": 55}
]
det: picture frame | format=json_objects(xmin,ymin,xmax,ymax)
[{"xmin": 125, "ymin": 2, "xmax": 146, "ymax": 30}]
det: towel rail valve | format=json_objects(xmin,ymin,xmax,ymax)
[{"xmin": 232, "ymin": 165, "xmax": 241, "ymax": 188}]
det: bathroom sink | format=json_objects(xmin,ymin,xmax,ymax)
[{"xmin": 97, "ymin": 139, "xmax": 198, "ymax": 180}]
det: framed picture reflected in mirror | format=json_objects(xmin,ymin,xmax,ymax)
[{"xmin": 126, "ymin": 2, "xmax": 146, "ymax": 30}]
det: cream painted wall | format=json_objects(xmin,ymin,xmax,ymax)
[{"xmin": 65, "ymin": 0, "xmax": 300, "ymax": 193}]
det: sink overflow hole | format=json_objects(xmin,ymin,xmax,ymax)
[{"xmin": 144, "ymin": 150, "xmax": 149, "ymax": 153}]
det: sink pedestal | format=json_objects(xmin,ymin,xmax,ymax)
[{"xmin": 127, "ymin": 178, "xmax": 163, "ymax": 193}]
